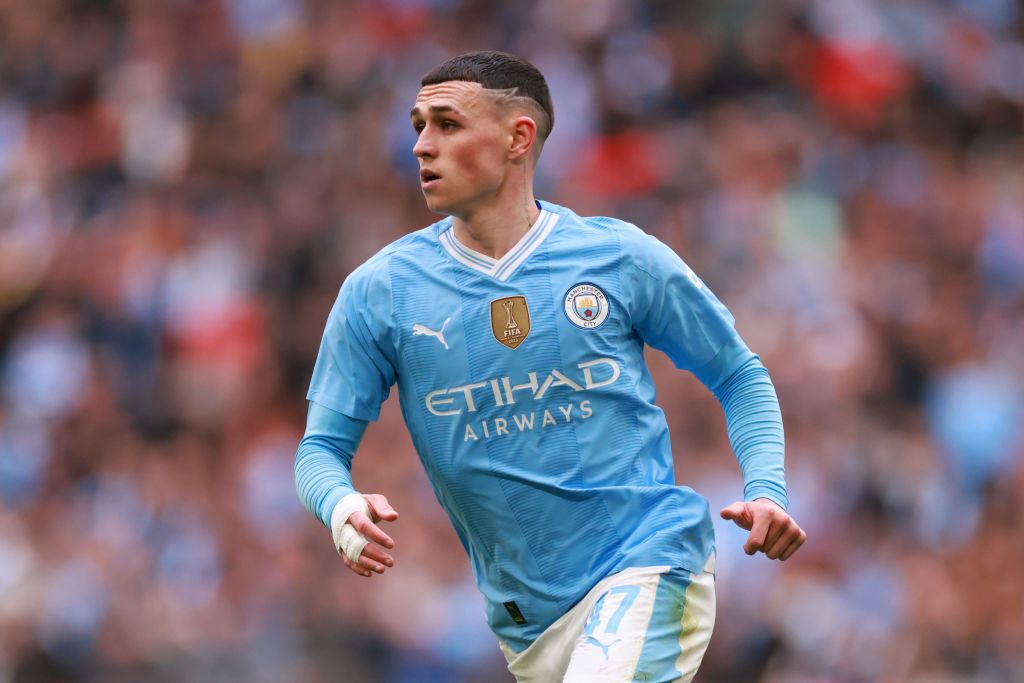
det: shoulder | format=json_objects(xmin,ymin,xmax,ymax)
[
  {"xmin": 546, "ymin": 201, "xmax": 661, "ymax": 250},
  {"xmin": 342, "ymin": 221, "xmax": 446, "ymax": 294},
  {"xmin": 543, "ymin": 200, "xmax": 642, "ymax": 242},
  {"xmin": 544, "ymin": 201, "xmax": 681, "ymax": 279}
]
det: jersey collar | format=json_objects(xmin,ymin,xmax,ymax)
[{"xmin": 438, "ymin": 207, "xmax": 559, "ymax": 282}]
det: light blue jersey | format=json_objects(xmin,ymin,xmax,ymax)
[{"xmin": 303, "ymin": 200, "xmax": 786, "ymax": 650}]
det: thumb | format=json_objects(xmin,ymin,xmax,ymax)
[
  {"xmin": 719, "ymin": 502, "xmax": 752, "ymax": 529},
  {"xmin": 366, "ymin": 495, "xmax": 399, "ymax": 522}
]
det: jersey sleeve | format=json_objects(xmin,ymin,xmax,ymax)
[
  {"xmin": 626, "ymin": 232, "xmax": 740, "ymax": 370},
  {"xmin": 295, "ymin": 401, "xmax": 369, "ymax": 527},
  {"xmin": 306, "ymin": 265, "xmax": 397, "ymax": 421},
  {"xmin": 625, "ymin": 229, "xmax": 789, "ymax": 508},
  {"xmin": 697, "ymin": 341, "xmax": 789, "ymax": 510}
]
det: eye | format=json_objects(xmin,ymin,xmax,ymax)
[
  {"xmin": 441, "ymin": 120, "xmax": 457, "ymax": 131},
  {"xmin": 413, "ymin": 121, "xmax": 425, "ymax": 133}
]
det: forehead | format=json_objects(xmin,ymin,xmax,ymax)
[{"xmin": 411, "ymin": 81, "xmax": 496, "ymax": 117}]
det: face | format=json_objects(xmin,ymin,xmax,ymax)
[{"xmin": 410, "ymin": 81, "xmax": 512, "ymax": 218}]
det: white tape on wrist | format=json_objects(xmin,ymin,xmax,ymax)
[{"xmin": 330, "ymin": 493, "xmax": 370, "ymax": 565}]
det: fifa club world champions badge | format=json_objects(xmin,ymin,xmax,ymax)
[
  {"xmin": 564, "ymin": 283, "xmax": 609, "ymax": 329},
  {"xmin": 490, "ymin": 296, "xmax": 531, "ymax": 349}
]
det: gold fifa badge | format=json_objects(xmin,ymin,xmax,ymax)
[{"xmin": 490, "ymin": 296, "xmax": 531, "ymax": 349}]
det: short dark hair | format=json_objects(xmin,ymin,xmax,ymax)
[{"xmin": 421, "ymin": 51, "xmax": 554, "ymax": 141}]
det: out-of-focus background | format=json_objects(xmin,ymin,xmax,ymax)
[{"xmin": 1, "ymin": 0, "xmax": 1022, "ymax": 681}]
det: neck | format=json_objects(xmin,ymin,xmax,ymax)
[{"xmin": 451, "ymin": 184, "xmax": 541, "ymax": 260}]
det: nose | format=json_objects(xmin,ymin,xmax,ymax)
[{"xmin": 413, "ymin": 129, "xmax": 435, "ymax": 160}]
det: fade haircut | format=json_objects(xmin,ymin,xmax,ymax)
[{"xmin": 421, "ymin": 51, "xmax": 554, "ymax": 148}]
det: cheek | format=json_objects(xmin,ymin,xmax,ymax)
[{"xmin": 451, "ymin": 135, "xmax": 505, "ymax": 179}]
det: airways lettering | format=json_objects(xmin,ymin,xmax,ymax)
[{"xmin": 463, "ymin": 400, "xmax": 594, "ymax": 442}]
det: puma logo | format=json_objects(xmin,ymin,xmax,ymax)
[
  {"xmin": 412, "ymin": 317, "xmax": 452, "ymax": 350},
  {"xmin": 581, "ymin": 635, "xmax": 621, "ymax": 661}
]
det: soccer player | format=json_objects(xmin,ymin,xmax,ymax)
[{"xmin": 295, "ymin": 51, "xmax": 805, "ymax": 682}]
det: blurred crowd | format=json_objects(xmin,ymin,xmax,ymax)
[{"xmin": 1, "ymin": 0, "xmax": 1023, "ymax": 681}]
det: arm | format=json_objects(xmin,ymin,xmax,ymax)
[
  {"xmin": 295, "ymin": 400, "xmax": 366, "ymax": 527},
  {"xmin": 693, "ymin": 338, "xmax": 806, "ymax": 561},
  {"xmin": 298, "ymin": 264, "xmax": 401, "ymax": 577},
  {"xmin": 295, "ymin": 401, "xmax": 399, "ymax": 577},
  {"xmin": 626, "ymin": 229, "xmax": 805, "ymax": 560}
]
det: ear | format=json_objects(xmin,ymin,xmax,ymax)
[{"xmin": 508, "ymin": 115, "xmax": 538, "ymax": 161}]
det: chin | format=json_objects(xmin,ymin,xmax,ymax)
[
  {"xmin": 422, "ymin": 198, "xmax": 449, "ymax": 216},
  {"xmin": 422, "ymin": 194, "xmax": 458, "ymax": 217}
]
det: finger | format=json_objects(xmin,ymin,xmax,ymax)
[
  {"xmin": 356, "ymin": 554, "xmax": 389, "ymax": 574},
  {"xmin": 349, "ymin": 512, "xmax": 395, "ymax": 549},
  {"xmin": 762, "ymin": 518, "xmax": 791, "ymax": 559},
  {"xmin": 720, "ymin": 503, "xmax": 752, "ymax": 530},
  {"xmin": 769, "ymin": 528, "xmax": 800, "ymax": 561},
  {"xmin": 779, "ymin": 529, "xmax": 807, "ymax": 561},
  {"xmin": 744, "ymin": 513, "xmax": 771, "ymax": 555},
  {"xmin": 361, "ymin": 543, "xmax": 395, "ymax": 568},
  {"xmin": 342, "ymin": 548, "xmax": 384, "ymax": 576},
  {"xmin": 342, "ymin": 554, "xmax": 372, "ymax": 578},
  {"xmin": 365, "ymin": 494, "xmax": 400, "ymax": 523}
]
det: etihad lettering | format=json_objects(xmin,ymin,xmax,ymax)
[
  {"xmin": 535, "ymin": 370, "xmax": 583, "ymax": 399},
  {"xmin": 450, "ymin": 381, "xmax": 486, "ymax": 411},
  {"xmin": 578, "ymin": 358, "xmax": 620, "ymax": 389},
  {"xmin": 501, "ymin": 373, "xmax": 539, "ymax": 406},
  {"xmin": 425, "ymin": 358, "xmax": 621, "ymax": 416},
  {"xmin": 425, "ymin": 389, "xmax": 459, "ymax": 416}
]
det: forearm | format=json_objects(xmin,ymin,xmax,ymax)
[
  {"xmin": 294, "ymin": 401, "xmax": 369, "ymax": 527},
  {"xmin": 693, "ymin": 340, "xmax": 788, "ymax": 510}
]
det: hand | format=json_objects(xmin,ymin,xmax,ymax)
[
  {"xmin": 720, "ymin": 498, "xmax": 806, "ymax": 561},
  {"xmin": 342, "ymin": 493, "xmax": 399, "ymax": 578}
]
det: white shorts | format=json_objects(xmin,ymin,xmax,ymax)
[{"xmin": 500, "ymin": 556, "xmax": 716, "ymax": 683}]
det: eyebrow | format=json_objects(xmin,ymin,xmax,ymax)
[{"xmin": 409, "ymin": 104, "xmax": 461, "ymax": 118}]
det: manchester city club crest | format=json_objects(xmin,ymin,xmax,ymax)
[{"xmin": 563, "ymin": 283, "xmax": 609, "ymax": 328}]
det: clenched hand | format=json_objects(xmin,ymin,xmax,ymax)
[{"xmin": 720, "ymin": 498, "xmax": 805, "ymax": 561}]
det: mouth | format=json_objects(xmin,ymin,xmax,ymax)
[{"xmin": 420, "ymin": 169, "xmax": 442, "ymax": 188}]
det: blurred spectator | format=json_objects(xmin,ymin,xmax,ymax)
[{"xmin": 0, "ymin": 1, "xmax": 1022, "ymax": 681}]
